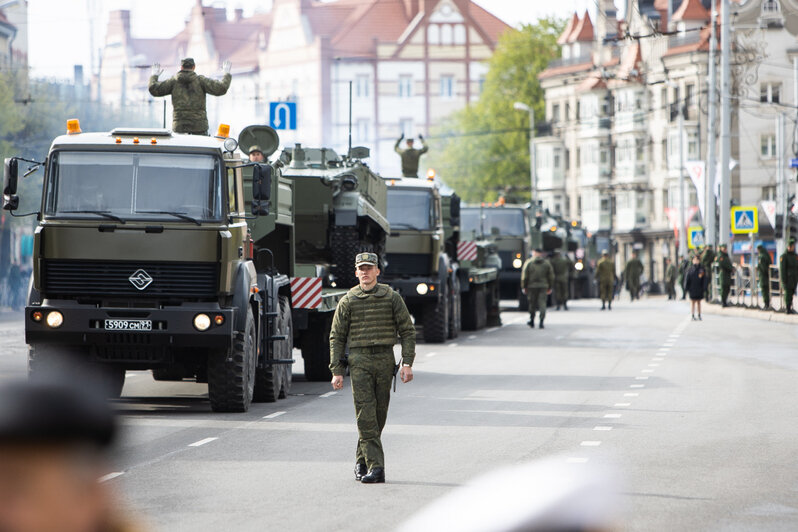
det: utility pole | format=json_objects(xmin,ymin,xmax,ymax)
[
  {"xmin": 777, "ymin": 113, "xmax": 786, "ymax": 256},
  {"xmin": 719, "ymin": 0, "xmax": 732, "ymax": 247},
  {"xmin": 678, "ymin": 108, "xmax": 688, "ymax": 256},
  {"xmin": 705, "ymin": 0, "xmax": 718, "ymax": 247}
]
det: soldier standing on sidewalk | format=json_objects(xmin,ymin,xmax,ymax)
[
  {"xmin": 780, "ymin": 238, "xmax": 798, "ymax": 314},
  {"xmin": 756, "ymin": 244, "xmax": 772, "ymax": 309}
]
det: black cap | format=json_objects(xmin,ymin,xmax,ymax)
[
  {"xmin": 181, "ymin": 57, "xmax": 195, "ymax": 69},
  {"xmin": 0, "ymin": 380, "xmax": 116, "ymax": 449}
]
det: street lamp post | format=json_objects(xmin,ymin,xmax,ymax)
[{"xmin": 513, "ymin": 102, "xmax": 536, "ymax": 205}]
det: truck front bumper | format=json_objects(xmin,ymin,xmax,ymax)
[{"xmin": 25, "ymin": 301, "xmax": 235, "ymax": 349}]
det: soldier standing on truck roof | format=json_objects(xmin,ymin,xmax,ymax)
[
  {"xmin": 329, "ymin": 252, "xmax": 416, "ymax": 484},
  {"xmin": 148, "ymin": 58, "xmax": 232, "ymax": 135},
  {"xmin": 521, "ymin": 248, "xmax": 554, "ymax": 329},
  {"xmin": 394, "ymin": 133, "xmax": 429, "ymax": 178}
]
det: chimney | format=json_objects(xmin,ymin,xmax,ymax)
[{"xmin": 234, "ymin": 8, "xmax": 243, "ymax": 21}]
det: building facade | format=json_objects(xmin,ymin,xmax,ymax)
[{"xmin": 97, "ymin": 0, "xmax": 509, "ymax": 175}]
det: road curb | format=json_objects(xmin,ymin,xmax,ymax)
[{"xmin": 701, "ymin": 302, "xmax": 798, "ymax": 324}]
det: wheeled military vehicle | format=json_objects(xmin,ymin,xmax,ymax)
[
  {"xmin": 4, "ymin": 120, "xmax": 344, "ymax": 412},
  {"xmin": 381, "ymin": 178, "xmax": 499, "ymax": 342}
]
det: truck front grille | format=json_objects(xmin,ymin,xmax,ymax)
[
  {"xmin": 498, "ymin": 251, "xmax": 515, "ymax": 271},
  {"xmin": 43, "ymin": 260, "xmax": 218, "ymax": 300},
  {"xmin": 384, "ymin": 253, "xmax": 431, "ymax": 276}
]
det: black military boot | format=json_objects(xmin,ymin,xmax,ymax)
[
  {"xmin": 528, "ymin": 316, "xmax": 535, "ymax": 328},
  {"xmin": 608, "ymin": 302, "xmax": 612, "ymax": 310},
  {"xmin": 361, "ymin": 467, "xmax": 385, "ymax": 484},
  {"xmin": 538, "ymin": 318, "xmax": 544, "ymax": 329},
  {"xmin": 564, "ymin": 302, "xmax": 568, "ymax": 311},
  {"xmin": 354, "ymin": 462, "xmax": 367, "ymax": 481},
  {"xmin": 601, "ymin": 302, "xmax": 606, "ymax": 310}
]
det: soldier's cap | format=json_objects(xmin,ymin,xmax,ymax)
[
  {"xmin": 757, "ymin": 244, "xmax": 765, "ymax": 251},
  {"xmin": 533, "ymin": 248, "xmax": 543, "ymax": 253},
  {"xmin": 248, "ymin": 145, "xmax": 263, "ymax": 155},
  {"xmin": 181, "ymin": 57, "xmax": 195, "ymax": 69},
  {"xmin": 0, "ymin": 379, "xmax": 116, "ymax": 449},
  {"xmin": 719, "ymin": 243, "xmax": 727, "ymax": 249},
  {"xmin": 790, "ymin": 238, "xmax": 796, "ymax": 245},
  {"xmin": 355, "ymin": 252, "xmax": 379, "ymax": 267},
  {"xmin": 601, "ymin": 249, "xmax": 609, "ymax": 255}
]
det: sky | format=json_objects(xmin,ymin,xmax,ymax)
[{"xmin": 26, "ymin": 0, "xmax": 603, "ymax": 80}]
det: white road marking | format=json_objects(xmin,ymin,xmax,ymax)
[
  {"xmin": 630, "ymin": 384, "xmax": 645, "ymax": 388},
  {"xmin": 652, "ymin": 357, "xmax": 664, "ymax": 361},
  {"xmin": 635, "ymin": 376, "xmax": 649, "ymax": 380},
  {"xmin": 614, "ymin": 403, "xmax": 631, "ymax": 407},
  {"xmin": 98, "ymin": 472, "xmax": 124, "ymax": 483},
  {"xmin": 566, "ymin": 457, "xmax": 589, "ymax": 464},
  {"xmin": 320, "ymin": 391, "xmax": 337, "ymax": 398},
  {"xmin": 593, "ymin": 426, "xmax": 613, "ymax": 431},
  {"xmin": 624, "ymin": 393, "xmax": 639, "ymax": 397},
  {"xmin": 426, "ymin": 352, "xmax": 438, "ymax": 358},
  {"xmin": 263, "ymin": 411, "xmax": 286, "ymax": 419},
  {"xmin": 486, "ymin": 327, "xmax": 500, "ymax": 333},
  {"xmin": 604, "ymin": 414, "xmax": 622, "ymax": 419},
  {"xmin": 450, "ymin": 343, "xmax": 459, "ymax": 347},
  {"xmin": 188, "ymin": 437, "xmax": 218, "ymax": 447},
  {"xmin": 581, "ymin": 441, "xmax": 602, "ymax": 447},
  {"xmin": 468, "ymin": 335, "xmax": 478, "ymax": 340},
  {"xmin": 641, "ymin": 369, "xmax": 654, "ymax": 373},
  {"xmin": 648, "ymin": 363, "xmax": 660, "ymax": 367},
  {"xmin": 555, "ymin": 335, "xmax": 564, "ymax": 340}
]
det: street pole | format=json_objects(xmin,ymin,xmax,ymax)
[
  {"xmin": 528, "ymin": 110, "xmax": 536, "ymax": 205},
  {"xmin": 678, "ymin": 109, "xmax": 688, "ymax": 256},
  {"xmin": 777, "ymin": 113, "xmax": 786, "ymax": 256},
  {"xmin": 719, "ymin": 0, "xmax": 732, "ymax": 247},
  {"xmin": 705, "ymin": 0, "xmax": 718, "ymax": 247}
]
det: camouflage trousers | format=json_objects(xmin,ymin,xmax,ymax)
[
  {"xmin": 759, "ymin": 279, "xmax": 770, "ymax": 307},
  {"xmin": 554, "ymin": 279, "xmax": 568, "ymax": 305},
  {"xmin": 526, "ymin": 287, "xmax": 547, "ymax": 321},
  {"xmin": 599, "ymin": 279, "xmax": 614, "ymax": 302},
  {"xmin": 349, "ymin": 346, "xmax": 396, "ymax": 469}
]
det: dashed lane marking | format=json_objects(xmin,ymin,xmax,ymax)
[
  {"xmin": 468, "ymin": 335, "xmax": 478, "ymax": 340},
  {"xmin": 188, "ymin": 437, "xmax": 218, "ymax": 447},
  {"xmin": 630, "ymin": 384, "xmax": 645, "ymax": 388},
  {"xmin": 426, "ymin": 352, "xmax": 438, "ymax": 358},
  {"xmin": 581, "ymin": 441, "xmax": 602, "ymax": 447},
  {"xmin": 320, "ymin": 391, "xmax": 337, "ymax": 398},
  {"xmin": 263, "ymin": 411, "xmax": 286, "ymax": 419},
  {"xmin": 604, "ymin": 414, "xmax": 622, "ymax": 419},
  {"xmin": 593, "ymin": 426, "xmax": 613, "ymax": 431},
  {"xmin": 624, "ymin": 393, "xmax": 639, "ymax": 397},
  {"xmin": 614, "ymin": 403, "xmax": 631, "ymax": 407},
  {"xmin": 635, "ymin": 376, "xmax": 649, "ymax": 380},
  {"xmin": 641, "ymin": 369, "xmax": 654, "ymax": 373},
  {"xmin": 566, "ymin": 457, "xmax": 589, "ymax": 464},
  {"xmin": 99, "ymin": 472, "xmax": 124, "ymax": 483},
  {"xmin": 450, "ymin": 343, "xmax": 459, "ymax": 347},
  {"xmin": 652, "ymin": 357, "xmax": 664, "ymax": 362}
]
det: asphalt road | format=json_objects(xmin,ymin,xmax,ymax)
[{"xmin": 2, "ymin": 297, "xmax": 798, "ymax": 531}]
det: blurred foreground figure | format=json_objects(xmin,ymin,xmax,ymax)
[
  {"xmin": 397, "ymin": 457, "xmax": 620, "ymax": 532},
  {"xmin": 0, "ymin": 379, "xmax": 140, "ymax": 532}
]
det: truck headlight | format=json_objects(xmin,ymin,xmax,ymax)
[
  {"xmin": 193, "ymin": 313, "xmax": 211, "ymax": 331},
  {"xmin": 575, "ymin": 262, "xmax": 584, "ymax": 271},
  {"xmin": 46, "ymin": 311, "xmax": 64, "ymax": 328},
  {"xmin": 513, "ymin": 258, "xmax": 523, "ymax": 269},
  {"xmin": 416, "ymin": 283, "xmax": 429, "ymax": 295}
]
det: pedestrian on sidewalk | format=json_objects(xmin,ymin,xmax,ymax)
[
  {"xmin": 684, "ymin": 255, "xmax": 708, "ymax": 320},
  {"xmin": 521, "ymin": 249, "xmax": 554, "ymax": 329},
  {"xmin": 780, "ymin": 238, "xmax": 798, "ymax": 314},
  {"xmin": 329, "ymin": 252, "xmax": 416, "ymax": 484},
  {"xmin": 701, "ymin": 245, "xmax": 715, "ymax": 300},
  {"xmin": 665, "ymin": 257, "xmax": 677, "ymax": 300}
]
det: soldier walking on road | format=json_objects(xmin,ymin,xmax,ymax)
[
  {"xmin": 665, "ymin": 257, "xmax": 677, "ymax": 300},
  {"xmin": 596, "ymin": 249, "xmax": 616, "ymax": 310},
  {"xmin": 715, "ymin": 243, "xmax": 734, "ymax": 307},
  {"xmin": 394, "ymin": 134, "xmax": 429, "ymax": 178},
  {"xmin": 329, "ymin": 253, "xmax": 416, "ymax": 484},
  {"xmin": 624, "ymin": 251, "xmax": 644, "ymax": 301},
  {"xmin": 780, "ymin": 238, "xmax": 798, "ymax": 314},
  {"xmin": 148, "ymin": 58, "xmax": 232, "ymax": 135},
  {"xmin": 521, "ymin": 249, "xmax": 554, "ymax": 329},
  {"xmin": 701, "ymin": 245, "xmax": 716, "ymax": 300},
  {"xmin": 677, "ymin": 255, "xmax": 690, "ymax": 300},
  {"xmin": 757, "ymin": 244, "xmax": 772, "ymax": 309},
  {"xmin": 549, "ymin": 249, "xmax": 572, "ymax": 310}
]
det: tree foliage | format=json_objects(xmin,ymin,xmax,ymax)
[{"xmin": 427, "ymin": 17, "xmax": 565, "ymax": 204}]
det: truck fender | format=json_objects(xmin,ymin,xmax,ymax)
[
  {"xmin": 232, "ymin": 262, "xmax": 258, "ymax": 333},
  {"xmin": 27, "ymin": 275, "xmax": 41, "ymax": 306}
]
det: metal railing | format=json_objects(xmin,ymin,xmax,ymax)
[{"xmin": 710, "ymin": 263, "xmax": 792, "ymax": 311}]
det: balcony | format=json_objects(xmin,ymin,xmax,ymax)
[
  {"xmin": 614, "ymin": 111, "xmax": 646, "ymax": 134},
  {"xmin": 582, "ymin": 209, "xmax": 611, "ymax": 233},
  {"xmin": 668, "ymin": 31, "xmax": 702, "ymax": 50},
  {"xmin": 546, "ymin": 53, "xmax": 592, "ymax": 69},
  {"xmin": 615, "ymin": 161, "xmax": 648, "ymax": 183},
  {"xmin": 579, "ymin": 164, "xmax": 611, "ymax": 187},
  {"xmin": 579, "ymin": 116, "xmax": 611, "ymax": 138}
]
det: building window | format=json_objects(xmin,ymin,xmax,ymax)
[
  {"xmin": 399, "ymin": 118, "xmax": 413, "ymax": 138},
  {"xmin": 576, "ymin": 147, "xmax": 581, "ymax": 168},
  {"xmin": 552, "ymin": 103, "xmax": 560, "ymax": 123},
  {"xmin": 565, "ymin": 148, "xmax": 570, "ymax": 171},
  {"xmin": 454, "ymin": 24, "xmax": 466, "ymax": 44},
  {"xmin": 565, "ymin": 102, "xmax": 570, "ymax": 120},
  {"xmin": 685, "ymin": 84, "xmax": 695, "ymax": 107},
  {"xmin": 355, "ymin": 119, "xmax": 369, "ymax": 143},
  {"xmin": 761, "ymin": 82, "xmax": 781, "ymax": 103},
  {"xmin": 761, "ymin": 134, "xmax": 776, "ymax": 158},
  {"xmin": 440, "ymin": 75, "xmax": 454, "ymax": 98},
  {"xmin": 687, "ymin": 130, "xmax": 699, "ymax": 159},
  {"xmin": 762, "ymin": 185, "xmax": 776, "ymax": 200},
  {"xmin": 441, "ymin": 24, "xmax": 453, "ymax": 45},
  {"xmin": 636, "ymin": 138, "xmax": 645, "ymax": 162},
  {"xmin": 355, "ymin": 75, "xmax": 369, "ymax": 99},
  {"xmin": 553, "ymin": 150, "xmax": 561, "ymax": 169},
  {"xmin": 399, "ymin": 75, "xmax": 413, "ymax": 98},
  {"xmin": 477, "ymin": 77, "xmax": 485, "ymax": 94},
  {"xmin": 428, "ymin": 24, "xmax": 440, "ymax": 44}
]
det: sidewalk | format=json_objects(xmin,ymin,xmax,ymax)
[{"xmin": 700, "ymin": 300, "xmax": 798, "ymax": 324}]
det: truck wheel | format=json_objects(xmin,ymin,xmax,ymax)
[
  {"xmin": 278, "ymin": 296, "xmax": 294, "ymax": 399},
  {"xmin": 331, "ymin": 227, "xmax": 360, "ymax": 288},
  {"xmin": 208, "ymin": 307, "xmax": 256, "ymax": 412},
  {"xmin": 448, "ymin": 280, "xmax": 461, "ymax": 339},
  {"xmin": 486, "ymin": 281, "xmax": 502, "ymax": 327},
  {"xmin": 302, "ymin": 314, "xmax": 333, "ymax": 382},
  {"xmin": 254, "ymin": 296, "xmax": 292, "ymax": 402},
  {"xmin": 422, "ymin": 288, "xmax": 449, "ymax": 343},
  {"xmin": 462, "ymin": 285, "xmax": 487, "ymax": 331}
]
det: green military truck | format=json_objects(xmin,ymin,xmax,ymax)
[
  {"xmin": 381, "ymin": 178, "xmax": 499, "ymax": 343},
  {"xmin": 461, "ymin": 204, "xmax": 532, "ymax": 310},
  {"xmin": 3, "ymin": 120, "xmax": 344, "ymax": 412}
]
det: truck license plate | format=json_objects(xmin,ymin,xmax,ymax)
[{"xmin": 104, "ymin": 319, "xmax": 152, "ymax": 331}]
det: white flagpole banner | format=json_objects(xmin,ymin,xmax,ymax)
[
  {"xmin": 686, "ymin": 160, "xmax": 706, "ymax": 218},
  {"xmin": 761, "ymin": 200, "xmax": 776, "ymax": 229}
]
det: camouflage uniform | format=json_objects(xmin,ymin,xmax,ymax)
[
  {"xmin": 549, "ymin": 251, "xmax": 572, "ymax": 309},
  {"xmin": 329, "ymin": 283, "xmax": 415, "ymax": 470},
  {"xmin": 701, "ymin": 246, "xmax": 716, "ymax": 300},
  {"xmin": 665, "ymin": 261, "xmax": 677, "ymax": 300},
  {"xmin": 756, "ymin": 245, "xmax": 772, "ymax": 308},
  {"xmin": 596, "ymin": 255, "xmax": 616, "ymax": 308},
  {"xmin": 715, "ymin": 247, "xmax": 734, "ymax": 306},
  {"xmin": 148, "ymin": 69, "xmax": 232, "ymax": 135},
  {"xmin": 520, "ymin": 256, "xmax": 554, "ymax": 325},
  {"xmin": 624, "ymin": 256, "xmax": 644, "ymax": 300},
  {"xmin": 779, "ymin": 244, "xmax": 798, "ymax": 313},
  {"xmin": 394, "ymin": 137, "xmax": 429, "ymax": 178},
  {"xmin": 677, "ymin": 257, "xmax": 690, "ymax": 299}
]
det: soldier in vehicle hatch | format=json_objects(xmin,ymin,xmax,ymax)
[
  {"xmin": 148, "ymin": 58, "xmax": 232, "ymax": 135},
  {"xmin": 248, "ymin": 145, "xmax": 265, "ymax": 163},
  {"xmin": 329, "ymin": 253, "xmax": 416, "ymax": 484},
  {"xmin": 394, "ymin": 133, "xmax": 429, "ymax": 177}
]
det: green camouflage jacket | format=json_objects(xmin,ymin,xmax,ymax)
[
  {"xmin": 148, "ymin": 70, "xmax": 232, "ymax": 134},
  {"xmin": 521, "ymin": 257, "xmax": 554, "ymax": 289}
]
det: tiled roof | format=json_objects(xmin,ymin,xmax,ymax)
[
  {"xmin": 568, "ymin": 11, "xmax": 594, "ymax": 43},
  {"xmin": 672, "ymin": 0, "xmax": 710, "ymax": 22},
  {"xmin": 557, "ymin": 13, "xmax": 579, "ymax": 45}
]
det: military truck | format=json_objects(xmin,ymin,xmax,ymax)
[
  {"xmin": 461, "ymin": 204, "xmax": 532, "ymax": 310},
  {"xmin": 381, "ymin": 178, "xmax": 499, "ymax": 342},
  {"xmin": 3, "ymin": 120, "xmax": 344, "ymax": 412},
  {"xmin": 276, "ymin": 142, "xmax": 389, "ymax": 289}
]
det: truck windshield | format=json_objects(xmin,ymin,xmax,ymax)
[
  {"xmin": 460, "ymin": 208, "xmax": 527, "ymax": 237},
  {"xmin": 387, "ymin": 190, "xmax": 432, "ymax": 230},
  {"xmin": 45, "ymin": 151, "xmax": 223, "ymax": 222}
]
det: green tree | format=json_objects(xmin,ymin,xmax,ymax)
[{"xmin": 428, "ymin": 17, "xmax": 564, "ymax": 203}]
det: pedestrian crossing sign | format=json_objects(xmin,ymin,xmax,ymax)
[
  {"xmin": 688, "ymin": 226, "xmax": 704, "ymax": 249},
  {"xmin": 731, "ymin": 206, "xmax": 758, "ymax": 234}
]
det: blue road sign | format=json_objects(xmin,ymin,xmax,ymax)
[
  {"xmin": 731, "ymin": 206, "xmax": 758, "ymax": 234},
  {"xmin": 790, "ymin": 158, "xmax": 798, "ymax": 168},
  {"xmin": 269, "ymin": 102, "xmax": 297, "ymax": 130}
]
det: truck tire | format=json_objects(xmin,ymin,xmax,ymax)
[
  {"xmin": 486, "ymin": 281, "xmax": 502, "ymax": 327},
  {"xmin": 422, "ymin": 288, "xmax": 449, "ymax": 343},
  {"xmin": 462, "ymin": 284, "xmax": 487, "ymax": 331},
  {"xmin": 278, "ymin": 296, "xmax": 294, "ymax": 399},
  {"xmin": 254, "ymin": 296, "xmax": 292, "ymax": 402},
  {"xmin": 29, "ymin": 344, "xmax": 125, "ymax": 399},
  {"xmin": 448, "ymin": 279, "xmax": 461, "ymax": 339},
  {"xmin": 302, "ymin": 314, "xmax": 333, "ymax": 382},
  {"xmin": 331, "ymin": 227, "xmax": 361, "ymax": 288},
  {"xmin": 207, "ymin": 307, "xmax": 256, "ymax": 412}
]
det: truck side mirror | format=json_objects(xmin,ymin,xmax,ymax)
[
  {"xmin": 3, "ymin": 158, "xmax": 18, "ymax": 211},
  {"xmin": 251, "ymin": 163, "xmax": 272, "ymax": 216},
  {"xmin": 450, "ymin": 194, "xmax": 461, "ymax": 226}
]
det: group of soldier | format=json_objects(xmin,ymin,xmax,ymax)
[{"xmin": 519, "ymin": 249, "xmax": 575, "ymax": 328}]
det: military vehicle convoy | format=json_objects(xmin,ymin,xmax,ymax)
[
  {"xmin": 3, "ymin": 120, "xmax": 346, "ymax": 412},
  {"xmin": 381, "ymin": 177, "xmax": 500, "ymax": 342}
]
